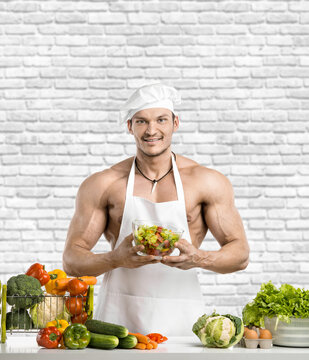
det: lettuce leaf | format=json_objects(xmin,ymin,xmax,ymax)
[{"xmin": 242, "ymin": 281, "xmax": 309, "ymax": 327}]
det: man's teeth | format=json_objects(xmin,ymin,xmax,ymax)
[{"xmin": 145, "ymin": 139, "xmax": 160, "ymax": 142}]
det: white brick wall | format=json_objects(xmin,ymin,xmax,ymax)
[{"xmin": 1, "ymin": 1, "xmax": 309, "ymax": 319}]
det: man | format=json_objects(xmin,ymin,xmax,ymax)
[{"xmin": 63, "ymin": 83, "xmax": 249, "ymax": 336}]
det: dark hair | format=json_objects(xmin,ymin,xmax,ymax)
[{"xmin": 129, "ymin": 112, "xmax": 175, "ymax": 126}]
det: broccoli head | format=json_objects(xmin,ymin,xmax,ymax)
[
  {"xmin": 6, "ymin": 309, "xmax": 33, "ymax": 330},
  {"xmin": 7, "ymin": 274, "xmax": 43, "ymax": 309}
]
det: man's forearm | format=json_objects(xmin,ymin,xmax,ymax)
[
  {"xmin": 195, "ymin": 240, "xmax": 249, "ymax": 274},
  {"xmin": 63, "ymin": 246, "xmax": 118, "ymax": 277}
]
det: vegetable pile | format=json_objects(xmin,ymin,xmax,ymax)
[
  {"xmin": 5, "ymin": 262, "xmax": 167, "ymax": 351},
  {"xmin": 242, "ymin": 281, "xmax": 309, "ymax": 328},
  {"xmin": 83, "ymin": 319, "xmax": 167, "ymax": 351},
  {"xmin": 133, "ymin": 224, "xmax": 181, "ymax": 256},
  {"xmin": 5, "ymin": 262, "xmax": 97, "ymax": 334},
  {"xmin": 192, "ymin": 312, "xmax": 244, "ymax": 348}
]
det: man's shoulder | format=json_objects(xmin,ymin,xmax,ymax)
[
  {"xmin": 178, "ymin": 154, "xmax": 225, "ymax": 181},
  {"xmin": 80, "ymin": 157, "xmax": 134, "ymax": 191},
  {"xmin": 179, "ymin": 155, "xmax": 233, "ymax": 203}
]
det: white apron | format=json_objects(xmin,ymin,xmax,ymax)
[{"xmin": 95, "ymin": 154, "xmax": 205, "ymax": 336}]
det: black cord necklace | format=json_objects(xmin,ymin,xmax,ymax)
[{"xmin": 135, "ymin": 152, "xmax": 176, "ymax": 193}]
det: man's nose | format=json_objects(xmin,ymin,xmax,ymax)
[{"xmin": 145, "ymin": 122, "xmax": 158, "ymax": 134}]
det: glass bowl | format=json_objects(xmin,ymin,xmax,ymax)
[{"xmin": 132, "ymin": 220, "xmax": 184, "ymax": 259}]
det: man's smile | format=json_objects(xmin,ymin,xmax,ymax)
[{"xmin": 143, "ymin": 138, "xmax": 163, "ymax": 143}]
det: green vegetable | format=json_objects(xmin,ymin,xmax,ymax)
[
  {"xmin": 192, "ymin": 312, "xmax": 244, "ymax": 348},
  {"xmin": 7, "ymin": 274, "xmax": 43, "ymax": 309},
  {"xmin": 29, "ymin": 294, "xmax": 71, "ymax": 328},
  {"xmin": 117, "ymin": 335, "xmax": 138, "ymax": 349},
  {"xmin": 88, "ymin": 332, "xmax": 119, "ymax": 349},
  {"xmin": 85, "ymin": 319, "xmax": 128, "ymax": 338},
  {"xmin": 6, "ymin": 309, "xmax": 33, "ymax": 330},
  {"xmin": 63, "ymin": 323, "xmax": 91, "ymax": 349},
  {"xmin": 242, "ymin": 281, "xmax": 309, "ymax": 328}
]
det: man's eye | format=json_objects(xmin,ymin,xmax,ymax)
[
  {"xmin": 158, "ymin": 118, "xmax": 167, "ymax": 122},
  {"xmin": 136, "ymin": 120, "xmax": 145, "ymax": 124}
]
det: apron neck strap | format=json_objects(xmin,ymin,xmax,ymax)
[{"xmin": 126, "ymin": 153, "xmax": 185, "ymax": 204}]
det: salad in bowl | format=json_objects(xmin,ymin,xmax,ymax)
[{"xmin": 132, "ymin": 220, "xmax": 184, "ymax": 259}]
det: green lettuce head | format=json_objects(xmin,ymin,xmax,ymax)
[{"xmin": 192, "ymin": 312, "xmax": 244, "ymax": 348}]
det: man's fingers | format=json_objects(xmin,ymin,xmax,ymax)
[
  {"xmin": 174, "ymin": 239, "xmax": 188, "ymax": 252},
  {"xmin": 161, "ymin": 255, "xmax": 186, "ymax": 263},
  {"xmin": 131, "ymin": 254, "xmax": 160, "ymax": 265}
]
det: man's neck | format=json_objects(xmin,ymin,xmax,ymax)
[{"xmin": 135, "ymin": 150, "xmax": 173, "ymax": 180}]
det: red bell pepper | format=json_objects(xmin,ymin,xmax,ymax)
[
  {"xmin": 146, "ymin": 333, "xmax": 168, "ymax": 343},
  {"xmin": 26, "ymin": 263, "xmax": 50, "ymax": 286},
  {"xmin": 36, "ymin": 327, "xmax": 62, "ymax": 349}
]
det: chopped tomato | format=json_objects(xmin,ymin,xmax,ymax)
[
  {"xmin": 156, "ymin": 234, "xmax": 164, "ymax": 243},
  {"xmin": 163, "ymin": 240, "xmax": 170, "ymax": 248}
]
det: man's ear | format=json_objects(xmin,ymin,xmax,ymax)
[
  {"xmin": 127, "ymin": 119, "xmax": 133, "ymax": 134},
  {"xmin": 173, "ymin": 115, "xmax": 179, "ymax": 132}
]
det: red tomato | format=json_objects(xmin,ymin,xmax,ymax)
[
  {"xmin": 68, "ymin": 278, "xmax": 88, "ymax": 296},
  {"xmin": 65, "ymin": 297, "xmax": 83, "ymax": 315},
  {"xmin": 71, "ymin": 311, "xmax": 88, "ymax": 324}
]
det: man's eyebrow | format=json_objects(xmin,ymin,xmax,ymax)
[{"xmin": 134, "ymin": 114, "xmax": 170, "ymax": 120}]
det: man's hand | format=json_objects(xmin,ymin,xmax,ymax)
[
  {"xmin": 112, "ymin": 234, "xmax": 160, "ymax": 269},
  {"xmin": 161, "ymin": 238, "xmax": 203, "ymax": 270}
]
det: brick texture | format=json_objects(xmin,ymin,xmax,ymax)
[{"xmin": 0, "ymin": 0, "xmax": 309, "ymax": 320}]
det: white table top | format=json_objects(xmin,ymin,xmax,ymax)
[{"xmin": 1, "ymin": 336, "xmax": 309, "ymax": 360}]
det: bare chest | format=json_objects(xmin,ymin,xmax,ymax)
[{"xmin": 104, "ymin": 171, "xmax": 207, "ymax": 247}]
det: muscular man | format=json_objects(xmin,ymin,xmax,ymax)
[{"xmin": 63, "ymin": 83, "xmax": 249, "ymax": 336}]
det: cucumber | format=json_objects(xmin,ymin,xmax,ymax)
[
  {"xmin": 117, "ymin": 335, "xmax": 138, "ymax": 349},
  {"xmin": 85, "ymin": 319, "xmax": 129, "ymax": 338},
  {"xmin": 88, "ymin": 332, "xmax": 119, "ymax": 350}
]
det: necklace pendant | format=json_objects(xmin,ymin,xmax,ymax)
[{"xmin": 151, "ymin": 180, "xmax": 157, "ymax": 194}]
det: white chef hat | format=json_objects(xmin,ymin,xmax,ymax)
[{"xmin": 119, "ymin": 82, "xmax": 181, "ymax": 124}]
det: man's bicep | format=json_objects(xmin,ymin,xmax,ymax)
[
  {"xmin": 203, "ymin": 201, "xmax": 246, "ymax": 247},
  {"xmin": 202, "ymin": 171, "xmax": 246, "ymax": 247},
  {"xmin": 66, "ymin": 177, "xmax": 108, "ymax": 251}
]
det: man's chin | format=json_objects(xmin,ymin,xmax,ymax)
[{"xmin": 139, "ymin": 147, "xmax": 170, "ymax": 158}]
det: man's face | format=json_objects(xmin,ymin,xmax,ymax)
[{"xmin": 127, "ymin": 108, "xmax": 179, "ymax": 157}]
